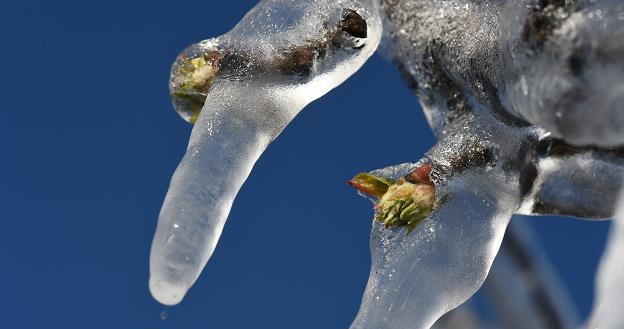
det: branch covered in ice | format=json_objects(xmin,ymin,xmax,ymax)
[
  {"xmin": 150, "ymin": 0, "xmax": 382, "ymax": 305},
  {"xmin": 150, "ymin": 0, "xmax": 624, "ymax": 327},
  {"xmin": 351, "ymin": 170, "xmax": 517, "ymax": 329},
  {"xmin": 348, "ymin": 0, "xmax": 624, "ymax": 327},
  {"xmin": 381, "ymin": 0, "xmax": 624, "ymax": 147}
]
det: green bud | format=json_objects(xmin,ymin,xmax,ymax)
[
  {"xmin": 349, "ymin": 169, "xmax": 436, "ymax": 233},
  {"xmin": 169, "ymin": 42, "xmax": 222, "ymax": 124},
  {"xmin": 374, "ymin": 179, "xmax": 435, "ymax": 233}
]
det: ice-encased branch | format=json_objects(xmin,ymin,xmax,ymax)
[
  {"xmin": 150, "ymin": 0, "xmax": 382, "ymax": 305},
  {"xmin": 349, "ymin": 1, "xmax": 624, "ymax": 325},
  {"xmin": 351, "ymin": 170, "xmax": 518, "ymax": 329},
  {"xmin": 381, "ymin": 0, "xmax": 624, "ymax": 147},
  {"xmin": 150, "ymin": 1, "xmax": 624, "ymax": 328}
]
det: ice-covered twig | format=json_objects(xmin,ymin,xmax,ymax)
[
  {"xmin": 350, "ymin": 170, "xmax": 517, "ymax": 329},
  {"xmin": 367, "ymin": 2, "xmax": 624, "ymax": 323},
  {"xmin": 381, "ymin": 0, "xmax": 624, "ymax": 147},
  {"xmin": 348, "ymin": 88, "xmax": 532, "ymax": 327},
  {"xmin": 150, "ymin": 0, "xmax": 382, "ymax": 305},
  {"xmin": 151, "ymin": 0, "xmax": 624, "ymax": 326}
]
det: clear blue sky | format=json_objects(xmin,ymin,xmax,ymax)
[{"xmin": 0, "ymin": 1, "xmax": 611, "ymax": 328}]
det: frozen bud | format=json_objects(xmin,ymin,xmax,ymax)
[
  {"xmin": 349, "ymin": 172, "xmax": 436, "ymax": 233},
  {"xmin": 169, "ymin": 9, "xmax": 369, "ymax": 124},
  {"xmin": 169, "ymin": 40, "xmax": 222, "ymax": 123},
  {"xmin": 375, "ymin": 179, "xmax": 435, "ymax": 233},
  {"xmin": 405, "ymin": 164, "xmax": 433, "ymax": 185}
]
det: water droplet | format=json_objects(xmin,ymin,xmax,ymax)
[{"xmin": 160, "ymin": 308, "xmax": 169, "ymax": 320}]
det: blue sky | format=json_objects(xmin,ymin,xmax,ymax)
[{"xmin": 0, "ymin": 1, "xmax": 611, "ymax": 328}]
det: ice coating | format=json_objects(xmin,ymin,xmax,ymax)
[
  {"xmin": 348, "ymin": 0, "xmax": 624, "ymax": 325},
  {"xmin": 150, "ymin": 0, "xmax": 382, "ymax": 305},
  {"xmin": 380, "ymin": 0, "xmax": 624, "ymax": 147},
  {"xmin": 351, "ymin": 170, "xmax": 517, "ymax": 329},
  {"xmin": 502, "ymin": 0, "xmax": 624, "ymax": 147},
  {"xmin": 348, "ymin": 90, "xmax": 532, "ymax": 327},
  {"xmin": 151, "ymin": 0, "xmax": 624, "ymax": 325}
]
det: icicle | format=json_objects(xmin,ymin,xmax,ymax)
[{"xmin": 149, "ymin": 0, "xmax": 381, "ymax": 305}]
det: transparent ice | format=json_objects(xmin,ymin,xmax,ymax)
[
  {"xmin": 150, "ymin": 0, "xmax": 624, "ymax": 327},
  {"xmin": 150, "ymin": 0, "xmax": 381, "ymax": 306}
]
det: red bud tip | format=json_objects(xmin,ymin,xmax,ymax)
[{"xmin": 406, "ymin": 164, "xmax": 433, "ymax": 185}]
